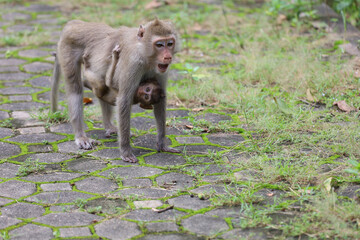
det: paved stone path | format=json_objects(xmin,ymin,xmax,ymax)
[{"xmin": 0, "ymin": 3, "xmax": 259, "ymax": 240}]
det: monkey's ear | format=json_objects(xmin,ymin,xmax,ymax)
[{"xmin": 137, "ymin": 25, "xmax": 145, "ymax": 40}]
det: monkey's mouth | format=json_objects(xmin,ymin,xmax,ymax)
[{"xmin": 158, "ymin": 64, "xmax": 169, "ymax": 72}]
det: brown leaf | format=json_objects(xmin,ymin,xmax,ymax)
[
  {"xmin": 276, "ymin": 14, "xmax": 287, "ymax": 24},
  {"xmin": 266, "ymin": 193, "xmax": 274, "ymax": 197},
  {"xmin": 192, "ymin": 107, "xmax": 204, "ymax": 112},
  {"xmin": 306, "ymin": 88, "xmax": 317, "ymax": 102},
  {"xmin": 185, "ymin": 125, "xmax": 194, "ymax": 129},
  {"xmin": 83, "ymin": 97, "xmax": 93, "ymax": 104},
  {"xmin": 333, "ymin": 100, "xmax": 356, "ymax": 113},
  {"xmin": 145, "ymin": 0, "xmax": 166, "ymax": 9}
]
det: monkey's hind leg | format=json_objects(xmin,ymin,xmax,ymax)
[
  {"xmin": 99, "ymin": 99, "xmax": 117, "ymax": 137},
  {"xmin": 63, "ymin": 52, "xmax": 98, "ymax": 149}
]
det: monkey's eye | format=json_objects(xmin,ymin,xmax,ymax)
[
  {"xmin": 145, "ymin": 87, "xmax": 151, "ymax": 92},
  {"xmin": 155, "ymin": 41, "xmax": 165, "ymax": 48},
  {"xmin": 167, "ymin": 40, "xmax": 174, "ymax": 47},
  {"xmin": 144, "ymin": 94, "xmax": 150, "ymax": 100}
]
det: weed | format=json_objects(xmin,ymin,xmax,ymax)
[
  {"xmin": 87, "ymin": 206, "xmax": 102, "ymax": 214},
  {"xmin": 238, "ymin": 202, "xmax": 272, "ymax": 228},
  {"xmin": 0, "ymin": 119, "xmax": 12, "ymax": 128},
  {"xmin": 16, "ymin": 158, "xmax": 45, "ymax": 177},
  {"xmin": 33, "ymin": 109, "xmax": 69, "ymax": 125},
  {"xmin": 108, "ymin": 172, "xmax": 122, "ymax": 184},
  {"xmin": 73, "ymin": 198, "xmax": 88, "ymax": 209}
]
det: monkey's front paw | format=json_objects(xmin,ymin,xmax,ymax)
[
  {"xmin": 158, "ymin": 145, "xmax": 181, "ymax": 153},
  {"xmin": 105, "ymin": 127, "xmax": 118, "ymax": 138},
  {"xmin": 75, "ymin": 137, "xmax": 99, "ymax": 150},
  {"xmin": 121, "ymin": 154, "xmax": 138, "ymax": 163}
]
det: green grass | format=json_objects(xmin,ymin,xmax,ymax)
[{"xmin": 16, "ymin": 158, "xmax": 45, "ymax": 176}]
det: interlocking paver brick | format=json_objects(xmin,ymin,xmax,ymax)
[
  {"xmin": 8, "ymin": 133, "xmax": 65, "ymax": 143},
  {"xmin": 117, "ymin": 188, "xmax": 174, "ymax": 199},
  {"xmin": 176, "ymin": 136, "xmax": 204, "ymax": 144},
  {"xmin": 18, "ymin": 126, "xmax": 45, "ymax": 134},
  {"xmin": 124, "ymin": 209, "xmax": 186, "ymax": 221},
  {"xmin": 29, "ymin": 76, "xmax": 51, "ymax": 87},
  {"xmin": 59, "ymin": 227, "xmax": 92, "ymax": 238},
  {"xmin": 207, "ymin": 133, "xmax": 245, "ymax": 146},
  {"xmin": 1, "ymin": 102, "xmax": 46, "ymax": 111},
  {"xmin": 22, "ymin": 172, "xmax": 82, "ymax": 182},
  {"xmin": 7, "ymin": 24, "xmax": 35, "ymax": 33},
  {"xmin": 0, "ymin": 127, "xmax": 13, "ymax": 138},
  {"xmin": 76, "ymin": 177, "xmax": 118, "ymax": 194},
  {"xmin": 67, "ymin": 158, "xmax": 108, "ymax": 172},
  {"xmin": 34, "ymin": 212, "xmax": 103, "ymax": 227},
  {"xmin": 144, "ymin": 153, "xmax": 186, "ymax": 166},
  {"xmin": 122, "ymin": 178, "xmax": 152, "ymax": 187},
  {"xmin": 134, "ymin": 200, "xmax": 163, "ymax": 209},
  {"xmin": 182, "ymin": 214, "xmax": 229, "ymax": 236},
  {"xmin": 146, "ymin": 222, "xmax": 179, "ymax": 232},
  {"xmin": 137, "ymin": 233, "xmax": 204, "ymax": 240},
  {"xmin": 9, "ymin": 224, "xmax": 53, "ymax": 240},
  {"xmin": 176, "ymin": 145, "xmax": 224, "ymax": 155},
  {"xmin": 0, "ymin": 198, "xmax": 13, "ymax": 206},
  {"xmin": 168, "ymin": 195, "xmax": 211, "ymax": 210},
  {"xmin": 0, "ymin": 59, "xmax": 26, "ymax": 66},
  {"xmin": 100, "ymin": 166, "xmax": 163, "ymax": 178},
  {"xmin": 2, "ymin": 12, "xmax": 31, "ymax": 21},
  {"xmin": 2, "ymin": 202, "xmax": 45, "ymax": 218},
  {"xmin": 26, "ymin": 191, "xmax": 93, "ymax": 204},
  {"xmin": 18, "ymin": 49, "xmax": 50, "ymax": 58},
  {"xmin": 0, "ymin": 215, "xmax": 21, "ymax": 228},
  {"xmin": 156, "ymin": 172, "xmax": 195, "ymax": 190},
  {"xmin": 0, "ymin": 111, "xmax": 9, "ymax": 120},
  {"xmin": 9, "ymin": 95, "xmax": 33, "ymax": 101},
  {"xmin": 0, "ymin": 163, "xmax": 19, "ymax": 178},
  {"xmin": 13, "ymin": 152, "xmax": 71, "ymax": 163},
  {"xmin": 41, "ymin": 183, "xmax": 72, "ymax": 191},
  {"xmin": 95, "ymin": 218, "xmax": 141, "ymax": 240},
  {"xmin": 0, "ymin": 180, "xmax": 36, "ymax": 198},
  {"xmin": 23, "ymin": 62, "xmax": 53, "ymax": 73}
]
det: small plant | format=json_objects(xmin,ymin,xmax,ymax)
[
  {"xmin": 345, "ymin": 159, "xmax": 360, "ymax": 179},
  {"xmin": 87, "ymin": 206, "xmax": 102, "ymax": 214},
  {"xmin": 34, "ymin": 109, "xmax": 69, "ymax": 124},
  {"xmin": 108, "ymin": 172, "xmax": 122, "ymax": 184},
  {"xmin": 74, "ymin": 198, "xmax": 88, "ymax": 209},
  {"xmin": 0, "ymin": 119, "xmax": 12, "ymax": 128},
  {"xmin": 239, "ymin": 202, "xmax": 272, "ymax": 228},
  {"xmin": 16, "ymin": 158, "xmax": 45, "ymax": 177}
]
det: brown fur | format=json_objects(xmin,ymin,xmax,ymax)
[{"xmin": 51, "ymin": 19, "xmax": 180, "ymax": 163}]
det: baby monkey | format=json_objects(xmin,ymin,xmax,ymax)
[{"xmin": 83, "ymin": 45, "xmax": 165, "ymax": 109}]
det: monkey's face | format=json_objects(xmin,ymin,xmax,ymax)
[
  {"xmin": 136, "ymin": 82, "xmax": 165, "ymax": 109},
  {"xmin": 153, "ymin": 37, "xmax": 175, "ymax": 74}
]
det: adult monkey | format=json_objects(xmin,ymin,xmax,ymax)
[{"xmin": 51, "ymin": 19, "xmax": 181, "ymax": 162}]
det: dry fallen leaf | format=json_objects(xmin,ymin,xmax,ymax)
[
  {"xmin": 192, "ymin": 107, "xmax": 204, "ymax": 112},
  {"xmin": 266, "ymin": 193, "xmax": 274, "ymax": 197},
  {"xmin": 83, "ymin": 97, "xmax": 93, "ymax": 104},
  {"xmin": 276, "ymin": 14, "xmax": 287, "ymax": 24},
  {"xmin": 185, "ymin": 125, "xmax": 194, "ymax": 129},
  {"xmin": 333, "ymin": 100, "xmax": 356, "ymax": 113},
  {"xmin": 306, "ymin": 88, "xmax": 317, "ymax": 102},
  {"xmin": 145, "ymin": 0, "xmax": 167, "ymax": 9}
]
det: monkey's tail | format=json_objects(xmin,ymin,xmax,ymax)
[{"xmin": 50, "ymin": 53, "xmax": 60, "ymax": 112}]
